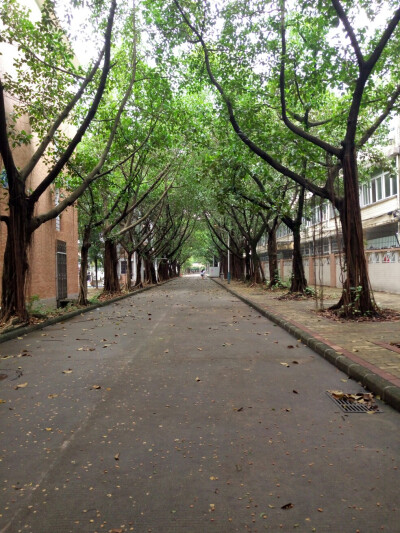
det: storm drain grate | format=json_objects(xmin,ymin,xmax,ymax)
[{"xmin": 326, "ymin": 391, "xmax": 381, "ymax": 413}]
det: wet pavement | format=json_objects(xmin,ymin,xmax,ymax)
[{"xmin": 0, "ymin": 277, "xmax": 399, "ymax": 532}]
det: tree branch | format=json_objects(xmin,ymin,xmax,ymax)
[
  {"xmin": 28, "ymin": 0, "xmax": 117, "ymax": 206},
  {"xmin": 173, "ymin": 0, "xmax": 334, "ymax": 199},
  {"xmin": 19, "ymin": 44, "xmax": 87, "ymax": 81},
  {"xmin": 364, "ymin": 5, "xmax": 400, "ymax": 72},
  {"xmin": 343, "ymin": 5, "xmax": 400, "ymax": 145},
  {"xmin": 357, "ymin": 82, "xmax": 400, "ymax": 148},
  {"xmin": 330, "ymin": 0, "xmax": 364, "ymax": 68},
  {"xmin": 0, "ymin": 81, "xmax": 18, "ymax": 182},
  {"xmin": 279, "ymin": 1, "xmax": 341, "ymax": 157},
  {"xmin": 117, "ymin": 180, "xmax": 174, "ymax": 237},
  {"xmin": 20, "ymin": 48, "xmax": 105, "ymax": 183}
]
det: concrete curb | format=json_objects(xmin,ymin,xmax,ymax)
[
  {"xmin": 0, "ymin": 280, "xmax": 172, "ymax": 345},
  {"xmin": 212, "ymin": 278, "xmax": 400, "ymax": 413}
]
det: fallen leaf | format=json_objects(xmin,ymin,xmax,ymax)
[
  {"xmin": 195, "ymin": 377, "xmax": 201, "ymax": 382},
  {"xmin": 317, "ymin": 508, "xmax": 323, "ymax": 512},
  {"xmin": 114, "ymin": 453, "xmax": 120, "ymax": 460},
  {"xmin": 14, "ymin": 382, "xmax": 28, "ymax": 389},
  {"xmin": 293, "ymin": 390, "xmax": 299, "ymax": 394},
  {"xmin": 0, "ymin": 399, "xmax": 6, "ymax": 404},
  {"xmin": 280, "ymin": 362, "xmax": 290, "ymax": 367},
  {"xmin": 45, "ymin": 427, "xmax": 52, "ymax": 432},
  {"xmin": 62, "ymin": 369, "xmax": 73, "ymax": 374},
  {"xmin": 197, "ymin": 347, "xmax": 203, "ymax": 351},
  {"xmin": 281, "ymin": 503, "xmax": 294, "ymax": 510},
  {"xmin": 91, "ymin": 385, "xmax": 101, "ymax": 390},
  {"xmin": 48, "ymin": 393, "xmax": 58, "ymax": 399},
  {"xmin": 287, "ymin": 345, "xmax": 295, "ymax": 349},
  {"xmin": 329, "ymin": 390, "xmax": 345, "ymax": 399}
]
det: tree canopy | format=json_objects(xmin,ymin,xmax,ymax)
[{"xmin": 1, "ymin": 0, "xmax": 400, "ymax": 320}]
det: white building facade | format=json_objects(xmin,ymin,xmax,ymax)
[{"xmin": 258, "ymin": 145, "xmax": 400, "ymax": 293}]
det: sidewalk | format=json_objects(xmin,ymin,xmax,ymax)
[{"xmin": 213, "ymin": 278, "xmax": 400, "ymax": 412}]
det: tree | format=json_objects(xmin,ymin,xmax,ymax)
[
  {"xmin": 0, "ymin": 0, "xmax": 121, "ymax": 322},
  {"xmin": 148, "ymin": 0, "xmax": 400, "ymax": 316}
]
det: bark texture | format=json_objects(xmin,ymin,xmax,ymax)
[
  {"xmin": 267, "ymin": 226, "xmax": 280, "ymax": 288},
  {"xmin": 290, "ymin": 225, "xmax": 308, "ymax": 293},
  {"xmin": 1, "ymin": 183, "xmax": 31, "ymax": 322},
  {"xmin": 103, "ymin": 239, "xmax": 120, "ymax": 293},
  {"xmin": 330, "ymin": 152, "xmax": 377, "ymax": 316},
  {"xmin": 78, "ymin": 224, "xmax": 91, "ymax": 305}
]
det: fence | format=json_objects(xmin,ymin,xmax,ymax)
[{"xmin": 262, "ymin": 248, "xmax": 400, "ymax": 294}]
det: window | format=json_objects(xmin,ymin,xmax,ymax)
[
  {"xmin": 360, "ymin": 171, "xmax": 398, "ymax": 207},
  {"xmin": 385, "ymin": 172, "xmax": 397, "ymax": 197},
  {"xmin": 55, "ymin": 189, "xmax": 61, "ymax": 231},
  {"xmin": 120, "ymin": 260, "xmax": 127, "ymax": 274},
  {"xmin": 303, "ymin": 202, "xmax": 332, "ymax": 228},
  {"xmin": 276, "ymin": 224, "xmax": 291, "ymax": 238},
  {"xmin": 362, "ymin": 184, "xmax": 371, "ymax": 206},
  {"xmin": 371, "ymin": 176, "xmax": 382, "ymax": 202}
]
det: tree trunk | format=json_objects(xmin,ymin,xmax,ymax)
[
  {"xmin": 267, "ymin": 226, "xmax": 280, "ymax": 288},
  {"xmin": 95, "ymin": 257, "xmax": 98, "ymax": 288},
  {"xmin": 244, "ymin": 245, "xmax": 251, "ymax": 281},
  {"xmin": 1, "ymin": 178, "xmax": 31, "ymax": 323},
  {"xmin": 126, "ymin": 251, "xmax": 133, "ymax": 291},
  {"xmin": 170, "ymin": 260, "xmax": 177, "ymax": 278},
  {"xmin": 158, "ymin": 260, "xmax": 168, "ymax": 281},
  {"xmin": 251, "ymin": 244, "xmax": 264, "ymax": 283},
  {"xmin": 143, "ymin": 257, "xmax": 152, "ymax": 284},
  {"xmin": 103, "ymin": 239, "xmax": 120, "ymax": 293},
  {"xmin": 149, "ymin": 260, "xmax": 157, "ymax": 284},
  {"xmin": 235, "ymin": 254, "xmax": 246, "ymax": 280},
  {"xmin": 78, "ymin": 224, "xmax": 91, "ymax": 305},
  {"xmin": 330, "ymin": 151, "xmax": 378, "ymax": 316},
  {"xmin": 134, "ymin": 255, "xmax": 142, "ymax": 287},
  {"xmin": 289, "ymin": 225, "xmax": 307, "ymax": 293}
]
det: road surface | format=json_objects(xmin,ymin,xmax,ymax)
[{"xmin": 1, "ymin": 276, "xmax": 399, "ymax": 532}]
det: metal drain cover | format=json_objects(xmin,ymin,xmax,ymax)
[{"xmin": 326, "ymin": 390, "xmax": 381, "ymax": 413}]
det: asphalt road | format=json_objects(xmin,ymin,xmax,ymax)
[{"xmin": 1, "ymin": 276, "xmax": 399, "ymax": 533}]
